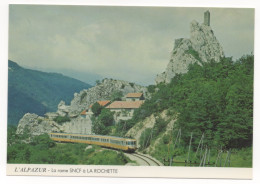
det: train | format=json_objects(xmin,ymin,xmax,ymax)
[{"xmin": 48, "ymin": 132, "xmax": 137, "ymax": 152}]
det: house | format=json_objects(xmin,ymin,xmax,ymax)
[
  {"xmin": 125, "ymin": 93, "xmax": 144, "ymax": 101},
  {"xmin": 89, "ymin": 100, "xmax": 111, "ymax": 109},
  {"xmin": 81, "ymin": 100, "xmax": 111, "ymax": 118},
  {"xmin": 106, "ymin": 100, "xmax": 144, "ymax": 122}
]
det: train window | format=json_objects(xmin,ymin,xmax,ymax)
[
  {"xmin": 111, "ymin": 139, "xmax": 120, "ymax": 144},
  {"xmin": 127, "ymin": 141, "xmax": 135, "ymax": 145}
]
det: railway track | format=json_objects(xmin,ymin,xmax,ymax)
[{"xmin": 125, "ymin": 152, "xmax": 163, "ymax": 166}]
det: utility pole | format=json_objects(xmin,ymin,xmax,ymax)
[{"xmin": 187, "ymin": 132, "xmax": 193, "ymax": 165}]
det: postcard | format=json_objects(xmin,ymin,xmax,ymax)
[{"xmin": 5, "ymin": 2, "xmax": 255, "ymax": 180}]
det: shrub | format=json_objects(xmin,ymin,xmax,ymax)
[
  {"xmin": 129, "ymin": 82, "xmax": 134, "ymax": 88},
  {"xmin": 139, "ymin": 128, "xmax": 153, "ymax": 150},
  {"xmin": 163, "ymin": 134, "xmax": 171, "ymax": 144},
  {"xmin": 109, "ymin": 91, "xmax": 123, "ymax": 101},
  {"xmin": 185, "ymin": 46, "xmax": 201, "ymax": 62},
  {"xmin": 147, "ymin": 85, "xmax": 156, "ymax": 93},
  {"xmin": 53, "ymin": 116, "xmax": 70, "ymax": 125},
  {"xmin": 80, "ymin": 92, "xmax": 87, "ymax": 103}
]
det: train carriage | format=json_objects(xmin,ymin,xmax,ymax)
[{"xmin": 49, "ymin": 132, "xmax": 137, "ymax": 152}]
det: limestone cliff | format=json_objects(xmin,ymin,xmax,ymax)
[
  {"xmin": 155, "ymin": 20, "xmax": 224, "ymax": 84},
  {"xmin": 16, "ymin": 113, "xmax": 92, "ymax": 136},
  {"xmin": 126, "ymin": 110, "xmax": 177, "ymax": 152},
  {"xmin": 16, "ymin": 78, "xmax": 148, "ymax": 136}
]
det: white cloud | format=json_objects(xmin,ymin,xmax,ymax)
[{"xmin": 8, "ymin": 5, "xmax": 254, "ymax": 85}]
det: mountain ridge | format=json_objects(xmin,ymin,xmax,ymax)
[{"xmin": 8, "ymin": 60, "xmax": 92, "ymax": 125}]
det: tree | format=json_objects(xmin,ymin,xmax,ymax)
[
  {"xmin": 91, "ymin": 102, "xmax": 103, "ymax": 117},
  {"xmin": 109, "ymin": 91, "xmax": 123, "ymax": 101},
  {"xmin": 93, "ymin": 109, "xmax": 114, "ymax": 135}
]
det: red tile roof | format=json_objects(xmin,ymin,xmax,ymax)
[
  {"xmin": 80, "ymin": 110, "xmax": 87, "ymax": 115},
  {"xmin": 89, "ymin": 100, "xmax": 111, "ymax": 108},
  {"xmin": 106, "ymin": 101, "xmax": 144, "ymax": 109},
  {"xmin": 126, "ymin": 93, "xmax": 143, "ymax": 98}
]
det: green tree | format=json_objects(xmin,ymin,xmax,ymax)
[
  {"xmin": 109, "ymin": 91, "xmax": 123, "ymax": 101},
  {"xmin": 91, "ymin": 102, "xmax": 103, "ymax": 117},
  {"xmin": 93, "ymin": 109, "xmax": 114, "ymax": 135}
]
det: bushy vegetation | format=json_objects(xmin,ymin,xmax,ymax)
[
  {"xmin": 92, "ymin": 109, "xmax": 115, "ymax": 135},
  {"xmin": 7, "ymin": 127, "xmax": 130, "ymax": 165},
  {"xmin": 128, "ymin": 55, "xmax": 253, "ymax": 150},
  {"xmin": 85, "ymin": 150, "xmax": 130, "ymax": 165},
  {"xmin": 109, "ymin": 91, "xmax": 123, "ymax": 101},
  {"xmin": 150, "ymin": 136, "xmax": 252, "ymax": 167},
  {"xmin": 185, "ymin": 46, "xmax": 202, "ymax": 62},
  {"xmin": 91, "ymin": 102, "xmax": 103, "ymax": 117},
  {"xmin": 53, "ymin": 116, "xmax": 70, "ymax": 125}
]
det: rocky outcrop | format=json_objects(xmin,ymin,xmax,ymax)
[
  {"xmin": 16, "ymin": 113, "xmax": 60, "ymax": 135},
  {"xmin": 16, "ymin": 113, "xmax": 92, "ymax": 136},
  {"xmin": 155, "ymin": 20, "xmax": 224, "ymax": 84},
  {"xmin": 68, "ymin": 78, "xmax": 149, "ymax": 115},
  {"xmin": 126, "ymin": 110, "xmax": 175, "ymax": 147},
  {"xmin": 126, "ymin": 110, "xmax": 178, "ymax": 155},
  {"xmin": 16, "ymin": 78, "xmax": 148, "ymax": 136}
]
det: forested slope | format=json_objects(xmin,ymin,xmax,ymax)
[
  {"xmin": 128, "ymin": 55, "xmax": 253, "ymax": 149},
  {"xmin": 8, "ymin": 60, "xmax": 91, "ymax": 125}
]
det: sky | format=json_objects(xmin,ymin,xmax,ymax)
[{"xmin": 8, "ymin": 5, "xmax": 254, "ymax": 85}]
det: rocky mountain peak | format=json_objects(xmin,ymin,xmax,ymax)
[{"xmin": 156, "ymin": 12, "xmax": 224, "ymax": 84}]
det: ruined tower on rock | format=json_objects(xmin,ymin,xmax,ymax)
[
  {"xmin": 155, "ymin": 11, "xmax": 224, "ymax": 84},
  {"xmin": 204, "ymin": 10, "xmax": 210, "ymax": 26}
]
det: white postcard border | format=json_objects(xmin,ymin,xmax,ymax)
[
  {"xmin": 6, "ymin": 164, "xmax": 252, "ymax": 179},
  {"xmin": 1, "ymin": 0, "xmax": 260, "ymax": 183}
]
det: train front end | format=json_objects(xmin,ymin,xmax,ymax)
[{"xmin": 126, "ymin": 139, "xmax": 137, "ymax": 152}]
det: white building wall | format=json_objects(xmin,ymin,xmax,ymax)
[
  {"xmin": 62, "ymin": 116, "xmax": 92, "ymax": 134},
  {"xmin": 126, "ymin": 97, "xmax": 141, "ymax": 101}
]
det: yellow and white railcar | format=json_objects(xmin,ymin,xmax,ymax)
[{"xmin": 49, "ymin": 132, "xmax": 137, "ymax": 152}]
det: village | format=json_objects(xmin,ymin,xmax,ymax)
[{"xmin": 80, "ymin": 92, "xmax": 145, "ymax": 123}]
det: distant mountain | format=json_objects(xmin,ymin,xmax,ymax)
[{"xmin": 8, "ymin": 60, "xmax": 92, "ymax": 125}]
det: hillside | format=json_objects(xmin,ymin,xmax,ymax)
[
  {"xmin": 126, "ymin": 55, "xmax": 253, "ymax": 166},
  {"xmin": 8, "ymin": 60, "xmax": 91, "ymax": 125}
]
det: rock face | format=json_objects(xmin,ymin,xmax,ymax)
[
  {"xmin": 16, "ymin": 113, "xmax": 60, "ymax": 135},
  {"xmin": 68, "ymin": 78, "xmax": 149, "ymax": 115},
  {"xmin": 16, "ymin": 113, "xmax": 92, "ymax": 136},
  {"xmin": 155, "ymin": 19, "xmax": 224, "ymax": 84},
  {"xmin": 16, "ymin": 78, "xmax": 148, "ymax": 136},
  {"xmin": 126, "ymin": 110, "xmax": 176, "ymax": 149}
]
